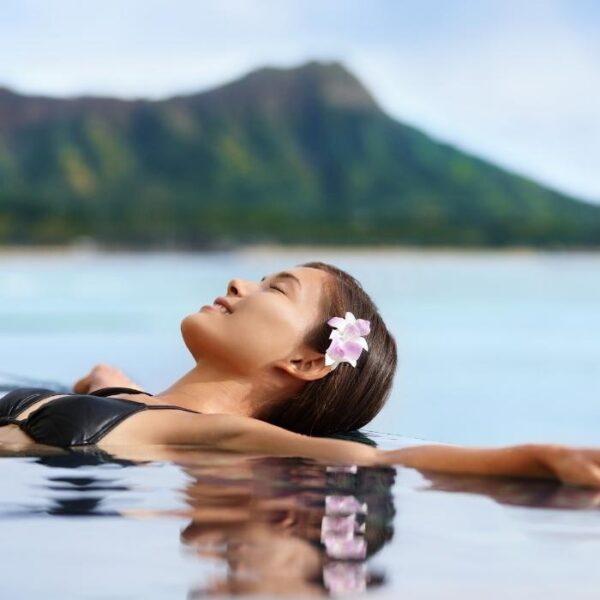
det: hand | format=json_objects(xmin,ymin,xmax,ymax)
[
  {"xmin": 73, "ymin": 363, "xmax": 143, "ymax": 394},
  {"xmin": 532, "ymin": 444, "xmax": 600, "ymax": 488}
]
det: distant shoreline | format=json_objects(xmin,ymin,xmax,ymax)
[{"xmin": 1, "ymin": 243, "xmax": 600, "ymax": 257}]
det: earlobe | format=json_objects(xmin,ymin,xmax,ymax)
[{"xmin": 277, "ymin": 354, "xmax": 331, "ymax": 382}]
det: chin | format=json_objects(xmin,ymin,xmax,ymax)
[
  {"xmin": 179, "ymin": 313, "xmax": 230, "ymax": 366},
  {"xmin": 180, "ymin": 313, "xmax": 206, "ymax": 360}
]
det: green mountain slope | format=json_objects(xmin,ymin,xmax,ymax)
[{"xmin": 0, "ymin": 60, "xmax": 598, "ymax": 247}]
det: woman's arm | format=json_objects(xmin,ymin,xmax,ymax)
[
  {"xmin": 102, "ymin": 409, "xmax": 600, "ymax": 488},
  {"xmin": 101, "ymin": 409, "xmax": 378, "ymax": 464},
  {"xmin": 227, "ymin": 421, "xmax": 600, "ymax": 487},
  {"xmin": 382, "ymin": 443, "xmax": 600, "ymax": 487}
]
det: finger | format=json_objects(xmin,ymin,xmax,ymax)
[
  {"xmin": 73, "ymin": 374, "xmax": 92, "ymax": 393},
  {"xmin": 93, "ymin": 363, "xmax": 123, "ymax": 377},
  {"xmin": 567, "ymin": 449, "xmax": 600, "ymax": 474},
  {"xmin": 579, "ymin": 448, "xmax": 600, "ymax": 462},
  {"xmin": 72, "ymin": 378, "xmax": 88, "ymax": 393},
  {"xmin": 554, "ymin": 455, "xmax": 600, "ymax": 489}
]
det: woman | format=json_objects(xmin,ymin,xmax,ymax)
[{"xmin": 1, "ymin": 261, "xmax": 600, "ymax": 487}]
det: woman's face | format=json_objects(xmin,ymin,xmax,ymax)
[{"xmin": 180, "ymin": 266, "xmax": 331, "ymax": 376}]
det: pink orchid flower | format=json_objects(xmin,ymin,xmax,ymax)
[{"xmin": 325, "ymin": 312, "xmax": 371, "ymax": 370}]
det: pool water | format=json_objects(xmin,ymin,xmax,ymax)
[
  {"xmin": 1, "ymin": 249, "xmax": 599, "ymax": 446},
  {"xmin": 1, "ymin": 249, "xmax": 600, "ymax": 597},
  {"xmin": 1, "ymin": 432, "xmax": 600, "ymax": 599}
]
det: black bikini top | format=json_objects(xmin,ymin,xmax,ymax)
[{"xmin": 0, "ymin": 386, "xmax": 200, "ymax": 448}]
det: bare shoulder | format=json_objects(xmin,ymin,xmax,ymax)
[{"xmin": 98, "ymin": 408, "xmax": 258, "ymax": 448}]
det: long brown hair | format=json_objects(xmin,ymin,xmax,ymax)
[{"xmin": 258, "ymin": 261, "xmax": 398, "ymax": 435}]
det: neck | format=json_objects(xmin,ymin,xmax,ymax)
[{"xmin": 155, "ymin": 362, "xmax": 271, "ymax": 418}]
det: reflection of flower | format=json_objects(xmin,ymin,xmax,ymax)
[
  {"xmin": 326, "ymin": 465, "xmax": 358, "ymax": 474},
  {"xmin": 321, "ymin": 488, "xmax": 369, "ymax": 596},
  {"xmin": 326, "ymin": 495, "xmax": 368, "ymax": 515},
  {"xmin": 321, "ymin": 514, "xmax": 366, "ymax": 543},
  {"xmin": 324, "ymin": 535, "xmax": 367, "ymax": 561},
  {"xmin": 325, "ymin": 312, "xmax": 371, "ymax": 370},
  {"xmin": 323, "ymin": 562, "xmax": 367, "ymax": 596}
]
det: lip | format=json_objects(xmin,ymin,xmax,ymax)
[
  {"xmin": 213, "ymin": 296, "xmax": 234, "ymax": 314},
  {"xmin": 200, "ymin": 304, "xmax": 221, "ymax": 313}
]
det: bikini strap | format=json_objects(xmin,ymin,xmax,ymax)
[
  {"xmin": 89, "ymin": 387, "xmax": 201, "ymax": 414},
  {"xmin": 145, "ymin": 404, "xmax": 202, "ymax": 415},
  {"xmin": 90, "ymin": 387, "xmax": 154, "ymax": 397}
]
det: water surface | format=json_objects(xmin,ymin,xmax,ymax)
[
  {"xmin": 1, "ymin": 249, "xmax": 600, "ymax": 598},
  {"xmin": 2, "ymin": 436, "xmax": 600, "ymax": 599},
  {"xmin": 1, "ymin": 249, "xmax": 598, "ymax": 445}
]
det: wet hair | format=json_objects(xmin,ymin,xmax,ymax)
[{"xmin": 258, "ymin": 261, "xmax": 398, "ymax": 435}]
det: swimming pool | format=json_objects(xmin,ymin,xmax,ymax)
[
  {"xmin": 1, "ymin": 432, "xmax": 599, "ymax": 599},
  {"xmin": 1, "ymin": 249, "xmax": 599, "ymax": 597}
]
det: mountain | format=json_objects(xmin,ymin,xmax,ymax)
[{"xmin": 0, "ymin": 60, "xmax": 599, "ymax": 247}]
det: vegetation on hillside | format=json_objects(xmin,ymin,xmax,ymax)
[{"xmin": 0, "ymin": 61, "xmax": 598, "ymax": 247}]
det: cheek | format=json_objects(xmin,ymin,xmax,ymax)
[
  {"xmin": 180, "ymin": 305, "xmax": 305, "ymax": 372},
  {"xmin": 225, "ymin": 305, "xmax": 304, "ymax": 364}
]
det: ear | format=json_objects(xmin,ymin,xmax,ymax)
[
  {"xmin": 275, "ymin": 348, "xmax": 332, "ymax": 382},
  {"xmin": 277, "ymin": 510, "xmax": 299, "ymax": 532}
]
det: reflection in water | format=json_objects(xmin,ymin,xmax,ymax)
[
  {"xmin": 0, "ymin": 450, "xmax": 138, "ymax": 518},
  {"xmin": 34, "ymin": 450, "xmax": 142, "ymax": 517},
  {"xmin": 4, "ymin": 446, "xmax": 600, "ymax": 596},
  {"xmin": 178, "ymin": 457, "xmax": 395, "ymax": 597},
  {"xmin": 1, "ymin": 447, "xmax": 396, "ymax": 596},
  {"xmin": 421, "ymin": 471, "xmax": 600, "ymax": 511}
]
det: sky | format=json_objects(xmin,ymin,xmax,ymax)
[{"xmin": 2, "ymin": 0, "xmax": 599, "ymax": 202}]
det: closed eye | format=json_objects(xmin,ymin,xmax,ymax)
[{"xmin": 270, "ymin": 285, "xmax": 285, "ymax": 294}]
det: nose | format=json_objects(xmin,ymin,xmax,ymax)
[{"xmin": 227, "ymin": 277, "xmax": 255, "ymax": 297}]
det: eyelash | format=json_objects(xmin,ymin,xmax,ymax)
[{"xmin": 269, "ymin": 285, "xmax": 284, "ymax": 294}]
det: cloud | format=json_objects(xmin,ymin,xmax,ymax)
[
  {"xmin": 349, "ymin": 1, "xmax": 600, "ymax": 201},
  {"xmin": 0, "ymin": 0, "xmax": 598, "ymax": 201}
]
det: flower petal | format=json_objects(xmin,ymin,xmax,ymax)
[
  {"xmin": 354, "ymin": 336, "xmax": 368, "ymax": 351},
  {"xmin": 326, "ymin": 340, "xmax": 346, "ymax": 362},
  {"xmin": 327, "ymin": 316, "xmax": 346, "ymax": 329},
  {"xmin": 344, "ymin": 322, "xmax": 362, "ymax": 338},
  {"xmin": 341, "ymin": 340, "xmax": 364, "ymax": 363},
  {"xmin": 329, "ymin": 329, "xmax": 341, "ymax": 341},
  {"xmin": 355, "ymin": 319, "xmax": 371, "ymax": 336}
]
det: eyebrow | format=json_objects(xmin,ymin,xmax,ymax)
[{"xmin": 260, "ymin": 271, "xmax": 302, "ymax": 287}]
